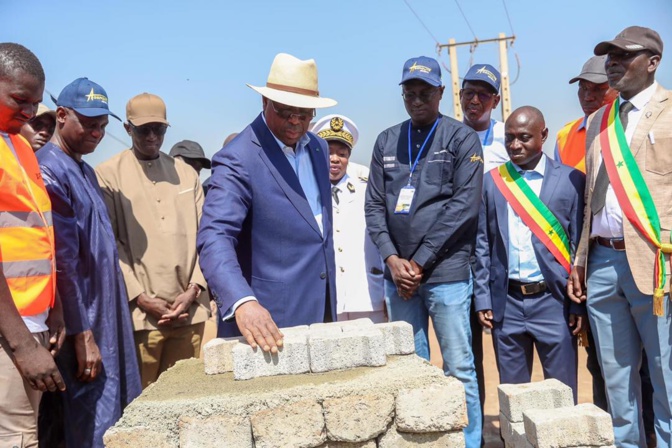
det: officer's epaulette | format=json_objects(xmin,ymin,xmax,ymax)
[{"xmin": 358, "ymin": 176, "xmax": 368, "ymax": 183}]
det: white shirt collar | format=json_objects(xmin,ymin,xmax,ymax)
[
  {"xmin": 334, "ymin": 173, "xmax": 351, "ymax": 190},
  {"xmin": 621, "ymin": 81, "xmax": 658, "ymax": 111},
  {"xmin": 512, "ymin": 153, "xmax": 547, "ymax": 176}
]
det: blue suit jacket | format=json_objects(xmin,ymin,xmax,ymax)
[
  {"xmin": 473, "ymin": 157, "xmax": 586, "ymax": 321},
  {"xmin": 197, "ymin": 113, "xmax": 337, "ymax": 335}
]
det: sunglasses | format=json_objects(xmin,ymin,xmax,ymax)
[
  {"xmin": 270, "ymin": 101, "xmax": 316, "ymax": 121},
  {"xmin": 129, "ymin": 122, "xmax": 168, "ymax": 136},
  {"xmin": 401, "ymin": 89, "xmax": 440, "ymax": 104}
]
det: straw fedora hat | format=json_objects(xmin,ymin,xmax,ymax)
[{"xmin": 248, "ymin": 53, "xmax": 337, "ymax": 109}]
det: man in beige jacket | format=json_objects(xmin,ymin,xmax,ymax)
[
  {"xmin": 567, "ymin": 26, "xmax": 671, "ymax": 448},
  {"xmin": 96, "ymin": 93, "xmax": 210, "ymax": 388}
]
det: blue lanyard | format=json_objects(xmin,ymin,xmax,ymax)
[
  {"xmin": 481, "ymin": 119, "xmax": 493, "ymax": 147},
  {"xmin": 407, "ymin": 117, "xmax": 441, "ymax": 184}
]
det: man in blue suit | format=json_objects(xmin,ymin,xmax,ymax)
[
  {"xmin": 197, "ymin": 53, "xmax": 338, "ymax": 352},
  {"xmin": 474, "ymin": 106, "xmax": 586, "ymax": 400}
]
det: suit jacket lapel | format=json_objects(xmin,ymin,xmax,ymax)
[
  {"xmin": 491, "ymin": 173, "xmax": 509, "ymax": 250},
  {"xmin": 631, "ymin": 85, "xmax": 668, "ymax": 158},
  {"xmin": 539, "ymin": 158, "xmax": 560, "ymax": 205},
  {"xmin": 306, "ymin": 134, "xmax": 331, "ymax": 237},
  {"xmin": 251, "ymin": 114, "xmax": 322, "ymax": 236}
]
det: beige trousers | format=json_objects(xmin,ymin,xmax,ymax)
[
  {"xmin": 134, "ymin": 322, "xmax": 205, "ymax": 388},
  {"xmin": 0, "ymin": 331, "xmax": 49, "ymax": 448}
]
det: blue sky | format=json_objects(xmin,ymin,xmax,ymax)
[{"xmin": 6, "ymin": 0, "xmax": 672, "ymax": 170}]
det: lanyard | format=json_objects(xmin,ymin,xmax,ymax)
[{"xmin": 407, "ymin": 117, "xmax": 441, "ymax": 184}]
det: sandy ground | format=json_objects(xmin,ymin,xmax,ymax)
[{"xmin": 201, "ymin": 314, "xmax": 593, "ymax": 448}]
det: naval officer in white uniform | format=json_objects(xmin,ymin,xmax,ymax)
[{"xmin": 313, "ymin": 114, "xmax": 385, "ymax": 323}]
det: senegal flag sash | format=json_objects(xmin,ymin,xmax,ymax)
[
  {"xmin": 599, "ymin": 98, "xmax": 671, "ymax": 316},
  {"xmin": 491, "ymin": 161, "xmax": 572, "ymax": 273}
]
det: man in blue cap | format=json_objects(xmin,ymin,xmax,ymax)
[
  {"xmin": 365, "ymin": 56, "xmax": 483, "ymax": 448},
  {"xmin": 461, "ymin": 63, "xmax": 509, "ymax": 172},
  {"xmin": 37, "ymin": 77, "xmax": 141, "ymax": 448}
]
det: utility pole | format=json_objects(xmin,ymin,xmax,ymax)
[{"xmin": 437, "ymin": 33, "xmax": 515, "ymax": 121}]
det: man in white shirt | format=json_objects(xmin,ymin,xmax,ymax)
[{"xmin": 460, "ymin": 63, "xmax": 509, "ymax": 172}]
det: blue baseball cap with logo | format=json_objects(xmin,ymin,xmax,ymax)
[
  {"xmin": 53, "ymin": 77, "xmax": 121, "ymax": 121},
  {"xmin": 399, "ymin": 56, "xmax": 442, "ymax": 87},
  {"xmin": 463, "ymin": 64, "xmax": 501, "ymax": 93}
]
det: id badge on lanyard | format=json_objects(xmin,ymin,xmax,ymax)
[{"xmin": 394, "ymin": 118, "xmax": 441, "ymax": 214}]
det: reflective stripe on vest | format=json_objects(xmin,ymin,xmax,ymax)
[
  {"xmin": 0, "ymin": 210, "xmax": 53, "ymax": 228},
  {"xmin": 0, "ymin": 134, "xmax": 56, "ymax": 316},
  {"xmin": 556, "ymin": 117, "xmax": 587, "ymax": 173}
]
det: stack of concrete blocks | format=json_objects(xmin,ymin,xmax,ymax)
[
  {"xmin": 202, "ymin": 319, "xmax": 416, "ymax": 380},
  {"xmin": 104, "ymin": 354, "xmax": 470, "ymax": 447},
  {"xmin": 498, "ymin": 379, "xmax": 615, "ymax": 448}
]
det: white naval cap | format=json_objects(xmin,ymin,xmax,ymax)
[{"xmin": 312, "ymin": 114, "xmax": 359, "ymax": 150}]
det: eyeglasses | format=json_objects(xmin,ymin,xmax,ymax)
[
  {"xmin": 401, "ymin": 89, "xmax": 439, "ymax": 103},
  {"xmin": 270, "ymin": 101, "xmax": 316, "ymax": 121},
  {"xmin": 129, "ymin": 122, "xmax": 168, "ymax": 137},
  {"xmin": 461, "ymin": 89, "xmax": 495, "ymax": 102}
]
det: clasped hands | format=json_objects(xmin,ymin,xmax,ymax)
[{"xmin": 386, "ymin": 255, "xmax": 423, "ymax": 300}]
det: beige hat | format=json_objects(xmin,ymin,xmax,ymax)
[
  {"xmin": 126, "ymin": 93, "xmax": 170, "ymax": 126},
  {"xmin": 36, "ymin": 103, "xmax": 56, "ymax": 119},
  {"xmin": 247, "ymin": 53, "xmax": 337, "ymax": 109},
  {"xmin": 312, "ymin": 114, "xmax": 359, "ymax": 149}
]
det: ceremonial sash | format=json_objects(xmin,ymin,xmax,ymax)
[
  {"xmin": 599, "ymin": 98, "xmax": 671, "ymax": 316},
  {"xmin": 491, "ymin": 161, "xmax": 572, "ymax": 273}
]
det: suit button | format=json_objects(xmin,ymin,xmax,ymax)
[
  {"xmin": 340, "ymin": 267, "xmax": 345, "ymax": 273},
  {"xmin": 338, "ymin": 247, "xmax": 343, "ymax": 252},
  {"xmin": 320, "ymin": 272, "xmax": 326, "ymax": 279}
]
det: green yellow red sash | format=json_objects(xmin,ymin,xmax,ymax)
[
  {"xmin": 599, "ymin": 98, "xmax": 671, "ymax": 316},
  {"xmin": 491, "ymin": 161, "xmax": 572, "ymax": 273}
]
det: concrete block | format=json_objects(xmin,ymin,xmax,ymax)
[
  {"xmin": 179, "ymin": 415, "xmax": 252, "ymax": 448},
  {"xmin": 203, "ymin": 336, "xmax": 243, "ymax": 375},
  {"xmin": 232, "ymin": 332, "xmax": 310, "ymax": 380},
  {"xmin": 378, "ymin": 425, "xmax": 465, "ymax": 447},
  {"xmin": 323, "ymin": 394, "xmax": 394, "ymax": 442},
  {"xmin": 374, "ymin": 321, "xmax": 415, "ymax": 355},
  {"xmin": 395, "ymin": 379, "xmax": 468, "ymax": 433},
  {"xmin": 499, "ymin": 412, "xmax": 526, "ymax": 447},
  {"xmin": 320, "ymin": 441, "xmax": 376, "ymax": 447},
  {"xmin": 103, "ymin": 427, "xmax": 173, "ymax": 448},
  {"xmin": 251, "ymin": 400, "xmax": 326, "ymax": 448},
  {"xmin": 309, "ymin": 328, "xmax": 386, "ymax": 373},
  {"xmin": 280, "ymin": 325, "xmax": 309, "ymax": 335},
  {"xmin": 310, "ymin": 318, "xmax": 373, "ymax": 332},
  {"xmin": 498, "ymin": 379, "xmax": 574, "ymax": 422},
  {"xmin": 523, "ymin": 403, "xmax": 614, "ymax": 448}
]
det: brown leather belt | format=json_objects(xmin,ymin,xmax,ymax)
[
  {"xmin": 508, "ymin": 279, "xmax": 547, "ymax": 296},
  {"xmin": 594, "ymin": 236, "xmax": 626, "ymax": 251}
]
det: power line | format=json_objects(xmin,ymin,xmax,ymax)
[
  {"xmin": 402, "ymin": 0, "xmax": 441, "ymax": 45},
  {"xmin": 453, "ymin": 0, "xmax": 477, "ymax": 40},
  {"xmin": 501, "ymin": 0, "xmax": 516, "ymax": 37}
]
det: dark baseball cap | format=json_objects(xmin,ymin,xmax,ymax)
[
  {"xmin": 463, "ymin": 64, "xmax": 501, "ymax": 93},
  {"xmin": 169, "ymin": 140, "xmax": 211, "ymax": 169},
  {"xmin": 399, "ymin": 56, "xmax": 442, "ymax": 87},
  {"xmin": 53, "ymin": 78, "xmax": 121, "ymax": 121},
  {"xmin": 569, "ymin": 56, "xmax": 608, "ymax": 84},
  {"xmin": 594, "ymin": 26, "xmax": 663, "ymax": 57}
]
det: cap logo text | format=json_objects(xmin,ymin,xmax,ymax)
[
  {"xmin": 624, "ymin": 44, "xmax": 644, "ymax": 50},
  {"xmin": 85, "ymin": 88, "xmax": 108, "ymax": 104},
  {"xmin": 409, "ymin": 62, "xmax": 432, "ymax": 74},
  {"xmin": 476, "ymin": 66, "xmax": 498, "ymax": 83}
]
